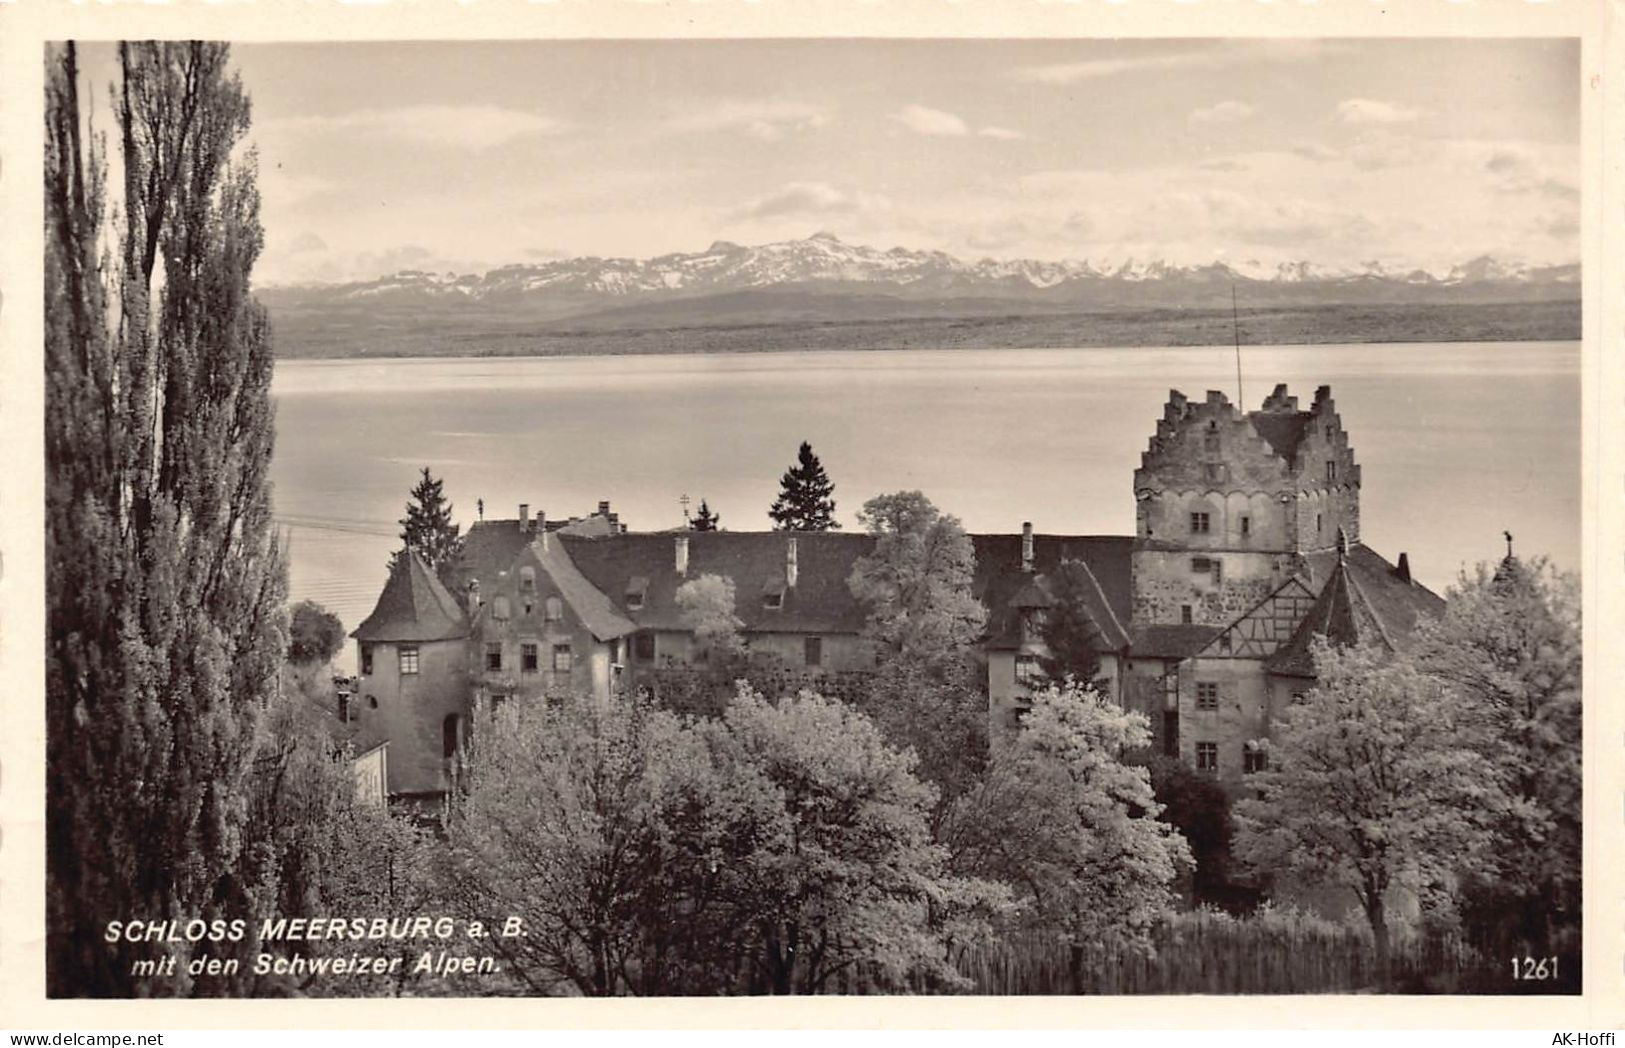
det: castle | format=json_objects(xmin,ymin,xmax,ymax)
[{"xmin": 348, "ymin": 383, "xmax": 1443, "ymax": 803}]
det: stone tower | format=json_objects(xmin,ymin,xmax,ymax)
[{"xmin": 1131, "ymin": 384, "xmax": 1361, "ymax": 626}]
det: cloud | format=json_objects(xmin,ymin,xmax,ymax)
[
  {"xmin": 977, "ymin": 125, "xmax": 1024, "ymax": 141},
  {"xmin": 1290, "ymin": 143, "xmax": 1339, "ymax": 163},
  {"xmin": 1188, "ymin": 100, "xmax": 1256, "ymax": 125},
  {"xmin": 287, "ymin": 231, "xmax": 327, "ymax": 254},
  {"xmin": 1011, "ymin": 41, "xmax": 1341, "ymax": 85},
  {"xmin": 893, "ymin": 104, "xmax": 969, "ymax": 137},
  {"xmin": 1198, "ymin": 158, "xmax": 1249, "ymax": 172},
  {"xmin": 670, "ymin": 100, "xmax": 829, "ymax": 141},
  {"xmin": 263, "ymin": 105, "xmax": 567, "ymax": 151},
  {"xmin": 1336, "ymin": 98, "xmax": 1423, "ymax": 125},
  {"xmin": 728, "ymin": 181, "xmax": 892, "ymax": 222}
]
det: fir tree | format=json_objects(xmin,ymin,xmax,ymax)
[
  {"xmin": 392, "ymin": 466, "xmax": 464, "ymax": 588},
  {"xmin": 768, "ymin": 441, "xmax": 839, "ymax": 531},
  {"xmin": 45, "ymin": 43, "xmax": 287, "ymax": 995},
  {"xmin": 689, "ymin": 499, "xmax": 720, "ymax": 532},
  {"xmin": 1039, "ymin": 560, "xmax": 1105, "ymax": 685}
]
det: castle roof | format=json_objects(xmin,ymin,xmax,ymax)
[
  {"xmin": 352, "ymin": 551, "xmax": 469, "ymax": 643},
  {"xmin": 1266, "ymin": 544, "xmax": 1444, "ymax": 677},
  {"xmin": 530, "ymin": 536, "xmax": 640, "ymax": 642},
  {"xmin": 460, "ymin": 521, "xmax": 1136, "ymax": 644},
  {"xmin": 1247, "ymin": 410, "xmax": 1313, "ymax": 467},
  {"xmin": 1130, "ymin": 623, "xmax": 1225, "ymax": 659}
]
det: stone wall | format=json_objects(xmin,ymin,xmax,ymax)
[{"xmin": 354, "ymin": 636, "xmax": 471, "ymax": 796}]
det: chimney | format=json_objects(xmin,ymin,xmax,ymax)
[
  {"xmin": 786, "ymin": 537, "xmax": 799, "ymax": 588},
  {"xmin": 1396, "ymin": 552, "xmax": 1411, "ymax": 584},
  {"xmin": 598, "ymin": 499, "xmax": 611, "ymax": 518},
  {"xmin": 518, "ymin": 503, "xmax": 530, "ymax": 532},
  {"xmin": 535, "ymin": 508, "xmax": 545, "ymax": 535},
  {"xmin": 675, "ymin": 534, "xmax": 689, "ymax": 576},
  {"xmin": 1021, "ymin": 522, "xmax": 1034, "ymax": 573}
]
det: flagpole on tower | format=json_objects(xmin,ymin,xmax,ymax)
[{"xmin": 1232, "ymin": 283, "xmax": 1245, "ymax": 407}]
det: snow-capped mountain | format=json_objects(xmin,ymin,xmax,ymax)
[{"xmin": 257, "ymin": 233, "xmax": 1580, "ymax": 345}]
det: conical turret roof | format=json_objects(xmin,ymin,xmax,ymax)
[{"xmin": 351, "ymin": 551, "xmax": 469, "ymax": 643}]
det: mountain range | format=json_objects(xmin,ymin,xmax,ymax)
[{"xmin": 257, "ymin": 234, "xmax": 1580, "ymax": 357}]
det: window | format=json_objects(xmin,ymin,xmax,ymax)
[
  {"xmin": 1016, "ymin": 654, "xmax": 1044, "ymax": 685},
  {"xmin": 523, "ymin": 599, "xmax": 535, "ymax": 617},
  {"xmin": 1191, "ymin": 557, "xmax": 1212, "ymax": 574},
  {"xmin": 399, "ymin": 646, "xmax": 419, "ymax": 675},
  {"xmin": 545, "ymin": 597, "xmax": 562, "ymax": 622},
  {"xmin": 360, "ymin": 645, "xmax": 374, "ymax": 676},
  {"xmin": 626, "ymin": 592, "xmax": 644, "ymax": 610},
  {"xmin": 625, "ymin": 577, "xmax": 648, "ymax": 611},
  {"xmin": 522, "ymin": 643, "xmax": 538, "ymax": 673},
  {"xmin": 1211, "ymin": 559, "xmax": 1223, "ymax": 584},
  {"xmin": 486, "ymin": 642, "xmax": 503, "ymax": 672},
  {"xmin": 1244, "ymin": 743, "xmax": 1269, "ymax": 774},
  {"xmin": 1326, "ymin": 460, "xmax": 1337, "ymax": 483},
  {"xmin": 367, "ymin": 694, "xmax": 378, "ymax": 709},
  {"xmin": 1325, "ymin": 424, "xmax": 1335, "ymax": 442},
  {"xmin": 1196, "ymin": 682, "xmax": 1219, "ymax": 710},
  {"xmin": 1190, "ymin": 511, "xmax": 1211, "ymax": 534},
  {"xmin": 519, "ymin": 567, "xmax": 536, "ymax": 594},
  {"xmin": 1218, "ymin": 633, "xmax": 1232, "ymax": 653},
  {"xmin": 1180, "ymin": 605, "xmax": 1193, "ymax": 624},
  {"xmin": 492, "ymin": 596, "xmax": 511, "ymax": 620},
  {"xmin": 1196, "ymin": 742, "xmax": 1219, "ymax": 772},
  {"xmin": 1316, "ymin": 513, "xmax": 1323, "ymax": 533},
  {"xmin": 1240, "ymin": 515, "xmax": 1251, "ymax": 537},
  {"xmin": 552, "ymin": 644, "xmax": 573, "ymax": 672},
  {"xmin": 763, "ymin": 591, "xmax": 783, "ymax": 609},
  {"xmin": 634, "ymin": 633, "xmax": 656, "ymax": 661},
  {"xmin": 804, "ymin": 636, "xmax": 823, "ymax": 667}
]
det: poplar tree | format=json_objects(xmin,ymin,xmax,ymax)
[
  {"xmin": 768, "ymin": 441, "xmax": 839, "ymax": 531},
  {"xmin": 45, "ymin": 42, "xmax": 286, "ymax": 995},
  {"xmin": 391, "ymin": 466, "xmax": 464, "ymax": 588}
]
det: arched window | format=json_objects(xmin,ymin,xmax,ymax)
[
  {"xmin": 443, "ymin": 714, "xmax": 461, "ymax": 759},
  {"xmin": 519, "ymin": 566, "xmax": 536, "ymax": 594}
]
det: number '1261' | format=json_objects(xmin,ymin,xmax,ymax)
[{"xmin": 1511, "ymin": 956, "xmax": 1558, "ymax": 980}]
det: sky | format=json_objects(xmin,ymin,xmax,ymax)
[{"xmin": 189, "ymin": 38, "xmax": 1581, "ymax": 285}]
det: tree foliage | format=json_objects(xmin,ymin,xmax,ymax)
[
  {"xmin": 288, "ymin": 599, "xmax": 346, "ymax": 665},
  {"xmin": 689, "ymin": 499, "xmax": 720, "ymax": 532},
  {"xmin": 946, "ymin": 682, "xmax": 1191, "ymax": 956},
  {"xmin": 848, "ymin": 491, "xmax": 986, "ymax": 663},
  {"xmin": 45, "ymin": 42, "xmax": 287, "ymax": 996},
  {"xmin": 768, "ymin": 441, "xmax": 839, "ymax": 531},
  {"xmin": 1234, "ymin": 641, "xmax": 1498, "ymax": 986},
  {"xmin": 392, "ymin": 466, "xmax": 464, "ymax": 588},
  {"xmin": 1412, "ymin": 557, "xmax": 1582, "ymax": 950},
  {"xmin": 439, "ymin": 688, "xmax": 1004, "ymax": 995},
  {"xmin": 675, "ymin": 573, "xmax": 745, "ymax": 662}
]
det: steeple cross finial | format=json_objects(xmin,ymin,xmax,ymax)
[{"xmin": 1504, "ymin": 530, "xmax": 1514, "ymax": 559}]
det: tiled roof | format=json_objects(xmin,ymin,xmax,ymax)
[
  {"xmin": 1247, "ymin": 410, "xmax": 1312, "ymax": 466},
  {"xmin": 1129, "ymin": 623, "xmax": 1225, "ymax": 658},
  {"xmin": 351, "ymin": 552, "xmax": 469, "ymax": 643},
  {"xmin": 560, "ymin": 531, "xmax": 875, "ymax": 634},
  {"xmin": 978, "ymin": 543, "xmax": 1134, "ymax": 654},
  {"xmin": 1267, "ymin": 544, "xmax": 1445, "ymax": 677},
  {"xmin": 532, "ymin": 537, "xmax": 640, "ymax": 642}
]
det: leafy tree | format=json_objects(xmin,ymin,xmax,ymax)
[
  {"xmin": 711, "ymin": 685, "xmax": 1008, "ymax": 993},
  {"xmin": 45, "ymin": 42, "xmax": 287, "ymax": 996},
  {"xmin": 441, "ymin": 697, "xmax": 745, "ymax": 995},
  {"xmin": 1144, "ymin": 755, "xmax": 1253, "ymax": 912},
  {"xmin": 689, "ymin": 499, "xmax": 721, "ymax": 532},
  {"xmin": 946, "ymin": 682, "xmax": 1191, "ymax": 965},
  {"xmin": 1234, "ymin": 641, "xmax": 1498, "ymax": 987},
  {"xmin": 768, "ymin": 441, "xmax": 839, "ymax": 531},
  {"xmin": 392, "ymin": 466, "xmax": 464, "ymax": 588},
  {"xmin": 1413, "ymin": 556, "xmax": 1582, "ymax": 955},
  {"xmin": 848, "ymin": 491, "xmax": 986, "ymax": 663},
  {"xmin": 1039, "ymin": 559, "xmax": 1105, "ymax": 685},
  {"xmin": 675, "ymin": 573, "xmax": 745, "ymax": 662},
  {"xmin": 288, "ymin": 599, "xmax": 346, "ymax": 665}
]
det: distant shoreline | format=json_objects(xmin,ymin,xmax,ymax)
[{"xmin": 267, "ymin": 299, "xmax": 1581, "ymax": 362}]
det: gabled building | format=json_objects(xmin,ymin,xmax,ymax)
[{"xmin": 346, "ymin": 383, "xmax": 1445, "ymax": 803}]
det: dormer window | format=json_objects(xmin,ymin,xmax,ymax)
[
  {"xmin": 763, "ymin": 591, "xmax": 784, "ymax": 610},
  {"xmin": 624, "ymin": 576, "xmax": 649, "ymax": 611},
  {"xmin": 519, "ymin": 567, "xmax": 536, "ymax": 594}
]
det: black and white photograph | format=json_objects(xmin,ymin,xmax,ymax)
[{"xmin": 14, "ymin": 17, "xmax": 1604, "ymax": 1014}]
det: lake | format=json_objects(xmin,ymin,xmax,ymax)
[{"xmin": 270, "ymin": 341, "xmax": 1581, "ymax": 664}]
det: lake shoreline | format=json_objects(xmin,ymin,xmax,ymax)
[{"xmin": 267, "ymin": 300, "xmax": 1581, "ymax": 362}]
